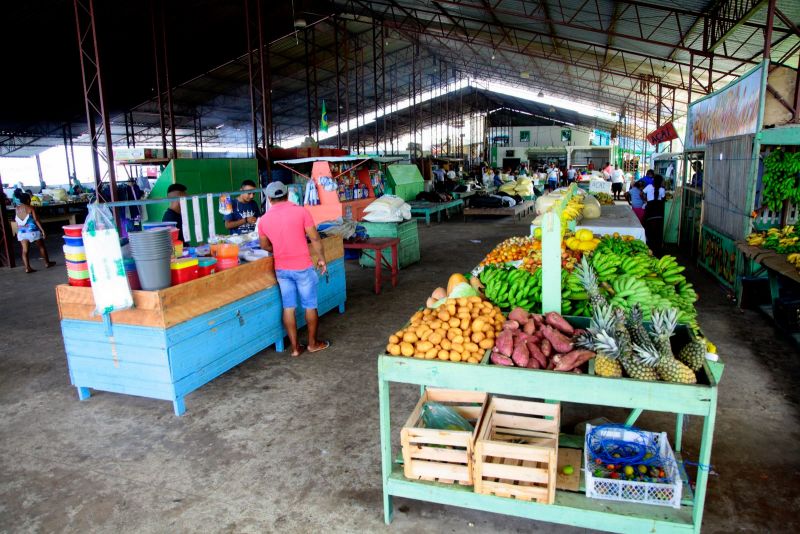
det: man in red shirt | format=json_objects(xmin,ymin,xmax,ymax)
[{"xmin": 258, "ymin": 181, "xmax": 329, "ymax": 356}]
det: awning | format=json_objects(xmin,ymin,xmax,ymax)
[{"xmin": 274, "ymin": 156, "xmax": 370, "ymax": 164}]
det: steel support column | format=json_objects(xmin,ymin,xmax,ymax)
[
  {"xmin": 244, "ymin": 0, "xmax": 272, "ymax": 179},
  {"xmin": 73, "ymin": 0, "xmax": 117, "ymax": 204},
  {"xmin": 0, "ymin": 173, "xmax": 14, "ymax": 268}
]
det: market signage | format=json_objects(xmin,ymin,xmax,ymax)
[
  {"xmin": 646, "ymin": 122, "xmax": 679, "ymax": 146},
  {"xmin": 685, "ymin": 63, "xmax": 763, "ymax": 149}
]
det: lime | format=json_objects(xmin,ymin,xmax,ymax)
[
  {"xmin": 624, "ymin": 466, "xmax": 634, "ymax": 476},
  {"xmin": 638, "ymin": 465, "xmax": 648, "ymax": 474},
  {"xmin": 562, "ymin": 465, "xmax": 574, "ymax": 476}
]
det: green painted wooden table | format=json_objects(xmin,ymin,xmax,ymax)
[{"xmin": 378, "ymin": 354, "xmax": 723, "ymax": 533}]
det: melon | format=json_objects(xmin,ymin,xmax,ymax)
[{"xmin": 447, "ymin": 273, "xmax": 468, "ymax": 294}]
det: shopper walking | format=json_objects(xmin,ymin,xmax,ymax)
[
  {"xmin": 14, "ymin": 193, "xmax": 55, "ymax": 273},
  {"xmin": 610, "ymin": 165, "xmax": 625, "ymax": 200},
  {"xmin": 566, "ymin": 165, "xmax": 577, "ymax": 185},
  {"xmin": 546, "ymin": 164, "xmax": 559, "ymax": 192},
  {"xmin": 258, "ymin": 181, "xmax": 329, "ymax": 357},
  {"xmin": 643, "ymin": 175, "xmax": 666, "ymax": 256}
]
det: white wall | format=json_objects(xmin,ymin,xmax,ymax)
[{"xmin": 506, "ymin": 126, "xmax": 591, "ymax": 147}]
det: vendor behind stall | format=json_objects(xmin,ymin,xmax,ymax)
[
  {"xmin": 162, "ymin": 183, "xmax": 187, "ymax": 242},
  {"xmin": 258, "ymin": 181, "xmax": 329, "ymax": 357},
  {"xmin": 224, "ymin": 179, "xmax": 261, "ymax": 235}
]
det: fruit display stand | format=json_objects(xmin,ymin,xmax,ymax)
[
  {"xmin": 463, "ymin": 199, "xmax": 536, "ymax": 222},
  {"xmin": 378, "ymin": 214, "xmax": 723, "ymax": 532},
  {"xmin": 56, "ymin": 235, "xmax": 346, "ymax": 416},
  {"xmin": 574, "ymin": 204, "xmax": 646, "ymax": 242}
]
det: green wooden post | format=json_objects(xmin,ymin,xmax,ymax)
[
  {"xmin": 541, "ymin": 211, "xmax": 562, "ymax": 314},
  {"xmin": 623, "ymin": 408, "xmax": 643, "ymax": 427},
  {"xmin": 675, "ymin": 413, "xmax": 684, "ymax": 452},
  {"xmin": 378, "ymin": 359, "xmax": 394, "ymax": 524},
  {"xmin": 691, "ymin": 392, "xmax": 718, "ymax": 533}
]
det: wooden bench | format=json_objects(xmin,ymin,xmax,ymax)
[{"xmin": 409, "ymin": 199, "xmax": 464, "ymax": 226}]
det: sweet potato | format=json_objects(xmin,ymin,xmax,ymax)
[
  {"xmin": 490, "ymin": 352, "xmax": 514, "ymax": 366},
  {"xmin": 531, "ymin": 314, "xmax": 544, "ymax": 328},
  {"xmin": 546, "ymin": 358, "xmax": 556, "ymax": 370},
  {"xmin": 511, "ymin": 340, "xmax": 530, "ymax": 367},
  {"xmin": 545, "ymin": 312, "xmax": 574, "ymax": 336},
  {"xmin": 572, "ymin": 368, "xmax": 583, "ymax": 374},
  {"xmin": 529, "ymin": 332, "xmax": 543, "ymax": 344},
  {"xmin": 495, "ymin": 330, "xmax": 514, "ymax": 356},
  {"xmin": 523, "ymin": 320, "xmax": 536, "ymax": 336},
  {"xmin": 541, "ymin": 325, "xmax": 574, "ymax": 354},
  {"xmin": 572, "ymin": 328, "xmax": 587, "ymax": 338},
  {"xmin": 526, "ymin": 341, "xmax": 547, "ymax": 368},
  {"xmin": 503, "ymin": 320, "xmax": 520, "ymax": 331},
  {"xmin": 508, "ymin": 307, "xmax": 529, "ymax": 324},
  {"xmin": 526, "ymin": 355, "xmax": 541, "ymax": 369},
  {"xmin": 554, "ymin": 349, "xmax": 596, "ymax": 372},
  {"xmin": 540, "ymin": 338, "xmax": 552, "ymax": 358}
]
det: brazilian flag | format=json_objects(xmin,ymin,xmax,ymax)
[{"xmin": 320, "ymin": 100, "xmax": 329, "ymax": 133}]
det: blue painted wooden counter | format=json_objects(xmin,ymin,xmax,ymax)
[{"xmin": 60, "ymin": 257, "xmax": 346, "ymax": 415}]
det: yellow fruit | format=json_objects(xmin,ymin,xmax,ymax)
[
  {"xmin": 447, "ymin": 273, "xmax": 468, "ymax": 294},
  {"xmin": 387, "ymin": 344, "xmax": 401, "ymax": 356},
  {"xmin": 576, "ymin": 229, "xmax": 593, "ymax": 242},
  {"xmin": 400, "ymin": 342, "xmax": 414, "ymax": 357}
]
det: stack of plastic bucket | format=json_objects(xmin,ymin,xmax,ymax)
[
  {"xmin": 129, "ymin": 228, "xmax": 173, "ymax": 290},
  {"xmin": 123, "ymin": 258, "xmax": 141, "ymax": 290},
  {"xmin": 62, "ymin": 224, "xmax": 90, "ymax": 287}
]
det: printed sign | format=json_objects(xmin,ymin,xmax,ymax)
[
  {"xmin": 685, "ymin": 63, "xmax": 763, "ymax": 149},
  {"xmin": 589, "ymin": 180, "xmax": 612, "ymax": 194},
  {"xmin": 647, "ymin": 122, "xmax": 679, "ymax": 146}
]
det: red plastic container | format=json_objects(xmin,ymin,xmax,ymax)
[
  {"xmin": 126, "ymin": 270, "xmax": 141, "ymax": 290},
  {"xmin": 216, "ymin": 256, "xmax": 239, "ymax": 271},
  {"xmin": 197, "ymin": 257, "xmax": 217, "ymax": 277},
  {"xmin": 66, "ymin": 260, "xmax": 88, "ymax": 271},
  {"xmin": 68, "ymin": 277, "xmax": 91, "ymax": 287},
  {"xmin": 63, "ymin": 224, "xmax": 84, "ymax": 237},
  {"xmin": 170, "ymin": 258, "xmax": 199, "ymax": 285},
  {"xmin": 169, "ymin": 228, "xmax": 180, "ymax": 243}
]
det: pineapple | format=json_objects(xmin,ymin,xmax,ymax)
[
  {"xmin": 615, "ymin": 308, "xmax": 659, "ymax": 381},
  {"xmin": 591, "ymin": 329, "xmax": 623, "ymax": 378},
  {"xmin": 650, "ymin": 309, "xmax": 697, "ymax": 384},
  {"xmin": 677, "ymin": 338, "xmax": 707, "ymax": 371},
  {"xmin": 626, "ymin": 304, "xmax": 650, "ymax": 346},
  {"xmin": 576, "ymin": 257, "xmax": 608, "ymax": 309},
  {"xmin": 573, "ymin": 330, "xmax": 594, "ymax": 350}
]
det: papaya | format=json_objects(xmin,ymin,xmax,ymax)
[{"xmin": 447, "ymin": 273, "xmax": 468, "ymax": 294}]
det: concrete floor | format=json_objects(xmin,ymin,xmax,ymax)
[{"xmin": 1, "ymin": 214, "xmax": 799, "ymax": 534}]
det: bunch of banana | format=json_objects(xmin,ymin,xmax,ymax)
[
  {"xmin": 559, "ymin": 196, "xmax": 584, "ymax": 224},
  {"xmin": 605, "ymin": 275, "xmax": 653, "ymax": 313},
  {"xmin": 746, "ymin": 232, "xmax": 766, "ymax": 246},
  {"xmin": 480, "ymin": 266, "xmax": 542, "ymax": 310},
  {"xmin": 595, "ymin": 234, "xmax": 651, "ymax": 256},
  {"xmin": 618, "ymin": 255, "xmax": 652, "ymax": 277},
  {"xmin": 653, "ymin": 255, "xmax": 687, "ymax": 285},
  {"xmin": 787, "ymin": 253, "xmax": 800, "ymax": 269},
  {"xmin": 591, "ymin": 251, "xmax": 622, "ymax": 281}
]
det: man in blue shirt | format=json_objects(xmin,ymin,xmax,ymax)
[{"xmin": 224, "ymin": 179, "xmax": 262, "ymax": 235}]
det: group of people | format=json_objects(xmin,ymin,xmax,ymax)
[
  {"xmin": 627, "ymin": 169, "xmax": 667, "ymax": 256},
  {"xmin": 161, "ymin": 179, "xmax": 329, "ymax": 357}
]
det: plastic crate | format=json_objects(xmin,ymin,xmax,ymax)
[
  {"xmin": 359, "ymin": 220, "xmax": 420, "ymax": 269},
  {"xmin": 584, "ymin": 424, "xmax": 682, "ymax": 509},
  {"xmin": 400, "ymin": 388, "xmax": 488, "ymax": 485},
  {"xmin": 473, "ymin": 397, "xmax": 560, "ymax": 503}
]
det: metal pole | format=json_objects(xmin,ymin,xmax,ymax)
[
  {"xmin": 344, "ymin": 27, "xmax": 350, "ymax": 151},
  {"xmin": 312, "ymin": 24, "xmax": 319, "ymax": 144},
  {"xmin": 304, "ymin": 28, "xmax": 312, "ymax": 138},
  {"xmin": 256, "ymin": 0, "xmax": 271, "ymax": 180},
  {"xmin": 150, "ymin": 0, "xmax": 167, "ymax": 156},
  {"xmin": 0, "ymin": 172, "xmax": 15, "ymax": 268},
  {"xmin": 334, "ymin": 17, "xmax": 342, "ymax": 150},
  {"xmin": 160, "ymin": 2, "xmax": 177, "ymax": 158},
  {"xmin": 63, "ymin": 125, "xmax": 72, "ymax": 181},
  {"xmin": 198, "ymin": 113, "xmax": 204, "ymax": 158},
  {"xmin": 373, "ymin": 22, "xmax": 379, "ymax": 153},
  {"xmin": 244, "ymin": 0, "xmax": 259, "ymax": 156},
  {"xmin": 381, "ymin": 25, "xmax": 387, "ymax": 155}
]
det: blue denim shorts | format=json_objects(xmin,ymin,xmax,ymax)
[{"xmin": 276, "ymin": 267, "xmax": 319, "ymax": 309}]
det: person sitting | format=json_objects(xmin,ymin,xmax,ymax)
[
  {"xmin": 14, "ymin": 193, "xmax": 55, "ymax": 273},
  {"xmin": 161, "ymin": 183, "xmax": 188, "ymax": 242},
  {"xmin": 224, "ymin": 179, "xmax": 261, "ymax": 235},
  {"xmin": 492, "ymin": 170, "xmax": 503, "ymax": 188}
]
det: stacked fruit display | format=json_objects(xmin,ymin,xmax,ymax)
[
  {"xmin": 479, "ymin": 236, "xmax": 540, "ymax": 266},
  {"xmin": 385, "ymin": 296, "xmax": 503, "ymax": 364},
  {"xmin": 489, "ymin": 308, "xmax": 595, "ymax": 372},
  {"xmin": 760, "ymin": 148, "xmax": 800, "ymax": 212},
  {"xmin": 574, "ymin": 261, "xmax": 707, "ymax": 383},
  {"xmin": 747, "ymin": 226, "xmax": 800, "ymax": 253},
  {"xmin": 565, "ymin": 229, "xmax": 601, "ymax": 253},
  {"xmin": 479, "ymin": 234, "xmax": 583, "ymax": 275}
]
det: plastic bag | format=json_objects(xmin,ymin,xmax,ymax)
[
  {"xmin": 421, "ymin": 402, "xmax": 474, "ymax": 432},
  {"xmin": 82, "ymin": 203, "xmax": 133, "ymax": 315}
]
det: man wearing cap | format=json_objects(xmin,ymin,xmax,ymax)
[
  {"xmin": 162, "ymin": 183, "xmax": 188, "ymax": 242},
  {"xmin": 258, "ymin": 181, "xmax": 329, "ymax": 357}
]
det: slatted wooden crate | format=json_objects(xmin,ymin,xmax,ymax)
[
  {"xmin": 473, "ymin": 397, "xmax": 560, "ymax": 503},
  {"xmin": 400, "ymin": 388, "xmax": 487, "ymax": 485}
]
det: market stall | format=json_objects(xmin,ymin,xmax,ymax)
[
  {"xmin": 377, "ymin": 201, "xmax": 721, "ymax": 532},
  {"xmin": 575, "ymin": 204, "xmax": 646, "ymax": 242},
  {"xmin": 56, "ymin": 188, "xmax": 349, "ymax": 416}
]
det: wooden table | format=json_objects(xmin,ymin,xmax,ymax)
[
  {"xmin": 409, "ymin": 199, "xmax": 464, "ymax": 225},
  {"xmin": 344, "ymin": 237, "xmax": 400, "ymax": 294},
  {"xmin": 463, "ymin": 199, "xmax": 536, "ymax": 222}
]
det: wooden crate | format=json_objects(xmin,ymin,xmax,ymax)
[
  {"xmin": 400, "ymin": 388, "xmax": 488, "ymax": 486},
  {"xmin": 473, "ymin": 397, "xmax": 560, "ymax": 503}
]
